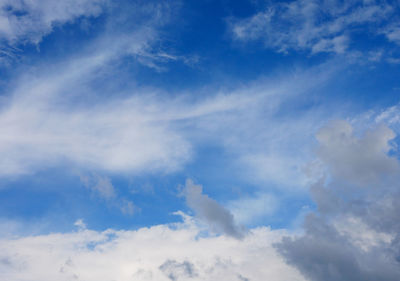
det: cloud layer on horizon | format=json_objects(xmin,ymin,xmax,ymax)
[{"xmin": 0, "ymin": 215, "xmax": 305, "ymax": 281}]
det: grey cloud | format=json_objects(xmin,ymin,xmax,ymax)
[
  {"xmin": 276, "ymin": 120, "xmax": 400, "ymax": 281},
  {"xmin": 159, "ymin": 260, "xmax": 197, "ymax": 281},
  {"xmin": 183, "ymin": 179, "xmax": 245, "ymax": 239},
  {"xmin": 277, "ymin": 215, "xmax": 400, "ymax": 281},
  {"xmin": 0, "ymin": 257, "xmax": 12, "ymax": 268},
  {"xmin": 316, "ymin": 120, "xmax": 399, "ymax": 186},
  {"xmin": 237, "ymin": 274, "xmax": 250, "ymax": 281}
]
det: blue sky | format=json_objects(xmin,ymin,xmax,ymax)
[{"xmin": 1, "ymin": 1, "xmax": 400, "ymax": 280}]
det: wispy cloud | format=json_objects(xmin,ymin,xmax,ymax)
[
  {"xmin": 0, "ymin": 0, "xmax": 108, "ymax": 45},
  {"xmin": 230, "ymin": 0, "xmax": 396, "ymax": 56},
  {"xmin": 80, "ymin": 174, "xmax": 137, "ymax": 215},
  {"xmin": 0, "ymin": 36, "xmax": 338, "ymax": 188}
]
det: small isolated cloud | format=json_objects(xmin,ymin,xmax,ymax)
[
  {"xmin": 230, "ymin": 0, "xmax": 396, "ymax": 56},
  {"xmin": 80, "ymin": 174, "xmax": 137, "ymax": 215},
  {"xmin": 183, "ymin": 179, "xmax": 245, "ymax": 239},
  {"xmin": 0, "ymin": 218, "xmax": 305, "ymax": 281},
  {"xmin": 81, "ymin": 174, "xmax": 116, "ymax": 200},
  {"xmin": 73, "ymin": 219, "xmax": 86, "ymax": 230},
  {"xmin": 275, "ymin": 120, "xmax": 400, "ymax": 281}
]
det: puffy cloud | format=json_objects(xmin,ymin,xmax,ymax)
[
  {"xmin": 183, "ymin": 179, "xmax": 245, "ymax": 239},
  {"xmin": 316, "ymin": 120, "xmax": 399, "ymax": 186},
  {"xmin": 230, "ymin": 0, "xmax": 395, "ymax": 55},
  {"xmin": 0, "ymin": 216, "xmax": 306, "ymax": 281},
  {"xmin": 276, "ymin": 120, "xmax": 400, "ymax": 281}
]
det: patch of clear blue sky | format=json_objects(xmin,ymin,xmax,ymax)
[{"xmin": 0, "ymin": 0, "xmax": 399, "ymax": 234}]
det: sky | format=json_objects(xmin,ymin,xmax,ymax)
[{"xmin": 0, "ymin": 0, "xmax": 400, "ymax": 280}]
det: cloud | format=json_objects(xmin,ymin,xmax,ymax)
[
  {"xmin": 0, "ymin": 0, "xmax": 183, "ymax": 67},
  {"xmin": 316, "ymin": 120, "xmax": 399, "ymax": 186},
  {"xmin": 227, "ymin": 192, "xmax": 278, "ymax": 225},
  {"xmin": 0, "ymin": 41, "xmax": 194, "ymax": 176},
  {"xmin": 230, "ymin": 0, "xmax": 395, "ymax": 55},
  {"xmin": 183, "ymin": 179, "xmax": 245, "ymax": 239},
  {"xmin": 80, "ymin": 174, "xmax": 137, "ymax": 215},
  {"xmin": 81, "ymin": 174, "xmax": 116, "ymax": 200},
  {"xmin": 0, "ymin": 0, "xmax": 108, "ymax": 45},
  {"xmin": 0, "ymin": 35, "xmax": 339, "ymax": 192},
  {"xmin": 0, "ymin": 217, "xmax": 306, "ymax": 281},
  {"xmin": 275, "ymin": 120, "xmax": 400, "ymax": 281},
  {"xmin": 383, "ymin": 24, "xmax": 400, "ymax": 45},
  {"xmin": 159, "ymin": 259, "xmax": 197, "ymax": 281}
]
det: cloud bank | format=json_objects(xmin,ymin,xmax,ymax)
[{"xmin": 0, "ymin": 217, "xmax": 305, "ymax": 281}]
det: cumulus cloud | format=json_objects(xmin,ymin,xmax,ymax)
[
  {"xmin": 0, "ymin": 216, "xmax": 305, "ymax": 281},
  {"xmin": 183, "ymin": 179, "xmax": 245, "ymax": 239},
  {"xmin": 230, "ymin": 0, "xmax": 396, "ymax": 55},
  {"xmin": 276, "ymin": 120, "xmax": 400, "ymax": 281},
  {"xmin": 316, "ymin": 120, "xmax": 399, "ymax": 186}
]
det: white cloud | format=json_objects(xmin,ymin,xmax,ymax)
[
  {"xmin": 227, "ymin": 193, "xmax": 278, "ymax": 225},
  {"xmin": 74, "ymin": 219, "xmax": 86, "ymax": 230},
  {"xmin": 0, "ymin": 0, "xmax": 108, "ymax": 45},
  {"xmin": 230, "ymin": 0, "xmax": 394, "ymax": 55},
  {"xmin": 0, "ymin": 39, "xmax": 337, "ymax": 191},
  {"xmin": 0, "ymin": 217, "xmax": 306, "ymax": 281},
  {"xmin": 384, "ymin": 25, "xmax": 400, "ymax": 45},
  {"xmin": 0, "ymin": 43, "xmax": 194, "ymax": 176}
]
